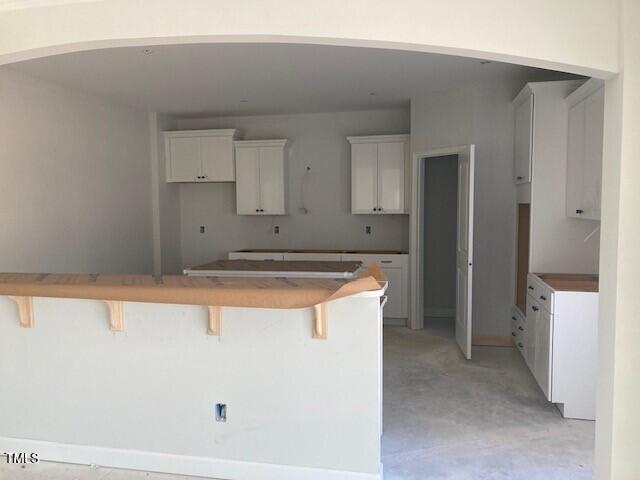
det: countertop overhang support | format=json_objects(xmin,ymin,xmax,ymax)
[{"xmin": 8, "ymin": 296, "xmax": 33, "ymax": 328}]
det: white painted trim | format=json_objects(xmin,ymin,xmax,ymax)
[
  {"xmin": 424, "ymin": 307, "xmax": 455, "ymax": 318},
  {"xmin": 409, "ymin": 146, "xmax": 472, "ymax": 330},
  {"xmin": 234, "ymin": 139, "xmax": 290, "ymax": 148},
  {"xmin": 565, "ymin": 78, "xmax": 604, "ymax": 106},
  {"xmin": 0, "ymin": 437, "xmax": 382, "ymax": 480},
  {"xmin": 148, "ymin": 112, "xmax": 162, "ymax": 277},
  {"xmin": 346, "ymin": 134, "xmax": 410, "ymax": 144},
  {"xmin": 163, "ymin": 129, "xmax": 240, "ymax": 138}
]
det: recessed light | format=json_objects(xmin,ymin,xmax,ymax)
[
  {"xmin": 142, "ymin": 48, "xmax": 154, "ymax": 55},
  {"xmin": 480, "ymin": 60, "xmax": 492, "ymax": 64}
]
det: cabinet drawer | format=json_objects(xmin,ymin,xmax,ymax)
[
  {"xmin": 341, "ymin": 254, "xmax": 405, "ymax": 268},
  {"xmin": 228, "ymin": 252, "xmax": 285, "ymax": 261},
  {"xmin": 527, "ymin": 274, "xmax": 554, "ymax": 313},
  {"xmin": 282, "ymin": 253, "xmax": 343, "ymax": 262}
]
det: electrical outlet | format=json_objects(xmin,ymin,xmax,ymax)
[
  {"xmin": 200, "ymin": 226, "xmax": 206, "ymax": 234},
  {"xmin": 365, "ymin": 225, "xmax": 372, "ymax": 235},
  {"xmin": 215, "ymin": 403, "xmax": 227, "ymax": 422},
  {"xmin": 274, "ymin": 225, "xmax": 280, "ymax": 235}
]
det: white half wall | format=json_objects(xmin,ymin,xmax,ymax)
[
  {"xmin": 0, "ymin": 294, "xmax": 383, "ymax": 479},
  {"xmin": 0, "ymin": 68, "xmax": 153, "ymax": 274},
  {"xmin": 175, "ymin": 109, "xmax": 410, "ymax": 268}
]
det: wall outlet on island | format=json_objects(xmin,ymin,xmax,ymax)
[
  {"xmin": 274, "ymin": 225, "xmax": 280, "ymax": 235},
  {"xmin": 365, "ymin": 225, "xmax": 372, "ymax": 235},
  {"xmin": 215, "ymin": 403, "xmax": 227, "ymax": 422}
]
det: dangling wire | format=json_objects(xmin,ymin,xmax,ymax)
[{"xmin": 300, "ymin": 166, "xmax": 311, "ymax": 214}]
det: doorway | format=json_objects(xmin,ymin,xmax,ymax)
[
  {"xmin": 409, "ymin": 145, "xmax": 475, "ymax": 359},
  {"xmin": 422, "ymin": 155, "xmax": 458, "ymax": 336}
]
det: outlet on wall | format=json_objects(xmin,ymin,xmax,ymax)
[
  {"xmin": 215, "ymin": 403, "xmax": 227, "ymax": 422},
  {"xmin": 200, "ymin": 226, "xmax": 206, "ymax": 234},
  {"xmin": 365, "ymin": 225, "xmax": 372, "ymax": 235},
  {"xmin": 274, "ymin": 225, "xmax": 280, "ymax": 235}
]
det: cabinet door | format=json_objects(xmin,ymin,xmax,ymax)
[
  {"xmin": 201, "ymin": 135, "xmax": 235, "ymax": 182},
  {"xmin": 167, "ymin": 136, "xmax": 201, "ymax": 182},
  {"xmin": 380, "ymin": 267, "xmax": 403, "ymax": 318},
  {"xmin": 377, "ymin": 142, "xmax": 405, "ymax": 213},
  {"xmin": 259, "ymin": 146, "xmax": 286, "ymax": 215},
  {"xmin": 235, "ymin": 147, "xmax": 261, "ymax": 215},
  {"xmin": 525, "ymin": 297, "xmax": 539, "ymax": 371},
  {"xmin": 566, "ymin": 100, "xmax": 586, "ymax": 218},
  {"xmin": 514, "ymin": 93, "xmax": 533, "ymax": 184},
  {"xmin": 535, "ymin": 308, "xmax": 553, "ymax": 400},
  {"xmin": 582, "ymin": 87, "xmax": 604, "ymax": 220},
  {"xmin": 351, "ymin": 143, "xmax": 379, "ymax": 214}
]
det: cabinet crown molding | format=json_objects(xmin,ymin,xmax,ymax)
[
  {"xmin": 163, "ymin": 129, "xmax": 240, "ymax": 138},
  {"xmin": 234, "ymin": 139, "xmax": 289, "ymax": 148},
  {"xmin": 347, "ymin": 134, "xmax": 410, "ymax": 144},
  {"xmin": 565, "ymin": 78, "xmax": 605, "ymax": 107}
]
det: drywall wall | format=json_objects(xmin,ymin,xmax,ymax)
[
  {"xmin": 175, "ymin": 109, "xmax": 410, "ymax": 267},
  {"xmin": 411, "ymin": 79, "xmax": 523, "ymax": 337},
  {"xmin": 149, "ymin": 113, "xmax": 182, "ymax": 275},
  {"xmin": 0, "ymin": 293, "xmax": 383, "ymax": 478},
  {"xmin": 0, "ymin": 0, "xmax": 618, "ymax": 76},
  {"xmin": 595, "ymin": 1, "xmax": 640, "ymax": 478},
  {"xmin": 0, "ymin": 68, "xmax": 153, "ymax": 274},
  {"xmin": 423, "ymin": 155, "xmax": 458, "ymax": 318}
]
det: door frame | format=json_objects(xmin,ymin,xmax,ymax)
[{"xmin": 409, "ymin": 145, "xmax": 475, "ymax": 331}]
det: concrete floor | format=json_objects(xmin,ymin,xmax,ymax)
[{"xmin": 1, "ymin": 321, "xmax": 594, "ymax": 480}]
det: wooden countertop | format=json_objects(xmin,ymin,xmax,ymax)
[
  {"xmin": 535, "ymin": 273, "xmax": 599, "ymax": 292},
  {"xmin": 234, "ymin": 249, "xmax": 408, "ymax": 255},
  {"xmin": 186, "ymin": 260, "xmax": 363, "ymax": 278},
  {"xmin": 0, "ymin": 266, "xmax": 386, "ymax": 309},
  {"xmin": 190, "ymin": 259, "xmax": 362, "ymax": 273}
]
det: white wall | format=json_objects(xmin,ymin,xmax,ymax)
[
  {"xmin": 0, "ymin": 293, "xmax": 383, "ymax": 479},
  {"xmin": 0, "ymin": 68, "xmax": 153, "ymax": 274},
  {"xmin": 175, "ymin": 109, "xmax": 410, "ymax": 267},
  {"xmin": 411, "ymin": 80, "xmax": 521, "ymax": 337},
  {"xmin": 0, "ymin": 0, "xmax": 619, "ymax": 77},
  {"xmin": 423, "ymin": 155, "xmax": 458, "ymax": 317}
]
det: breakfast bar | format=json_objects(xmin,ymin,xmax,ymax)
[{"xmin": 0, "ymin": 267, "xmax": 386, "ymax": 479}]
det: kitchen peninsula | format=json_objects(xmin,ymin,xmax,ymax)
[{"xmin": 0, "ymin": 267, "xmax": 386, "ymax": 480}]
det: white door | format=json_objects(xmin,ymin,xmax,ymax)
[
  {"xmin": 583, "ymin": 87, "xmax": 604, "ymax": 220},
  {"xmin": 259, "ymin": 146, "xmax": 286, "ymax": 214},
  {"xmin": 351, "ymin": 143, "xmax": 378, "ymax": 214},
  {"xmin": 377, "ymin": 141, "xmax": 405, "ymax": 213},
  {"xmin": 514, "ymin": 93, "xmax": 533, "ymax": 184},
  {"xmin": 201, "ymin": 135, "xmax": 235, "ymax": 182},
  {"xmin": 168, "ymin": 136, "xmax": 201, "ymax": 182},
  {"xmin": 235, "ymin": 147, "xmax": 261, "ymax": 214},
  {"xmin": 566, "ymin": 100, "xmax": 586, "ymax": 218},
  {"xmin": 455, "ymin": 145, "xmax": 475, "ymax": 359}
]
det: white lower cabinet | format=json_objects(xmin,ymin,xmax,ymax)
[
  {"xmin": 228, "ymin": 252, "xmax": 285, "ymax": 261},
  {"xmin": 515, "ymin": 274, "xmax": 598, "ymax": 420}
]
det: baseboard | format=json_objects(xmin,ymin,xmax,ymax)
[
  {"xmin": 423, "ymin": 307, "xmax": 455, "ymax": 318},
  {"xmin": 472, "ymin": 335, "xmax": 514, "ymax": 347},
  {"xmin": 0, "ymin": 437, "xmax": 381, "ymax": 480},
  {"xmin": 383, "ymin": 317, "xmax": 406, "ymax": 326}
]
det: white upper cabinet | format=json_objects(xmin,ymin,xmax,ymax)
[
  {"xmin": 235, "ymin": 139, "xmax": 289, "ymax": 215},
  {"xmin": 347, "ymin": 134, "xmax": 409, "ymax": 214},
  {"xmin": 566, "ymin": 79, "xmax": 605, "ymax": 220},
  {"xmin": 513, "ymin": 88, "xmax": 534, "ymax": 184},
  {"xmin": 164, "ymin": 129, "xmax": 239, "ymax": 183}
]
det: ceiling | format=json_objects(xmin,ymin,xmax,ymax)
[{"xmin": 7, "ymin": 43, "xmax": 576, "ymax": 117}]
